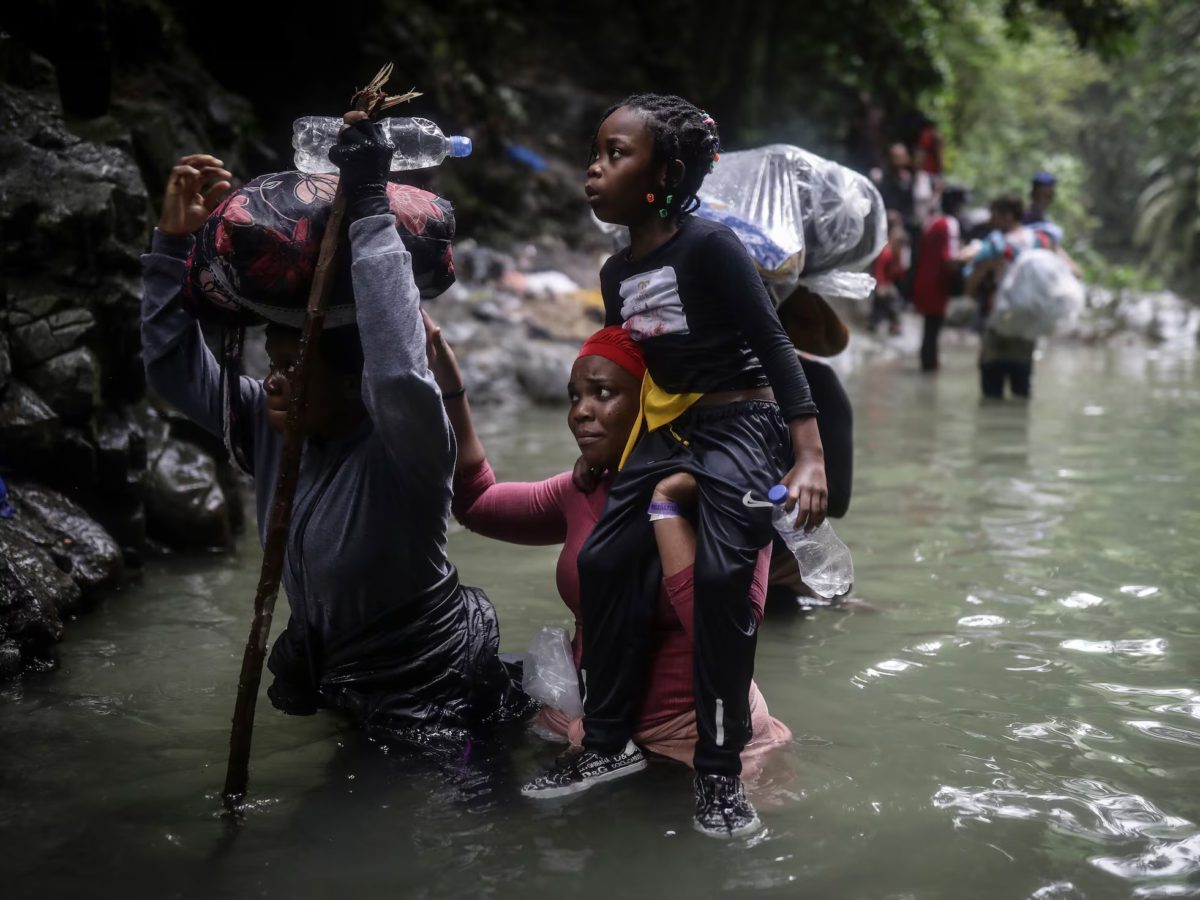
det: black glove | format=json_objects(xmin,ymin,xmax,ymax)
[{"xmin": 328, "ymin": 119, "xmax": 394, "ymax": 221}]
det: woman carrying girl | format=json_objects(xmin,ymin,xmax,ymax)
[
  {"xmin": 424, "ymin": 316, "xmax": 792, "ymax": 771},
  {"xmin": 522, "ymin": 94, "xmax": 828, "ymax": 837}
]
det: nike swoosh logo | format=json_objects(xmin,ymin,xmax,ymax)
[{"xmin": 742, "ymin": 491, "xmax": 773, "ymax": 509}]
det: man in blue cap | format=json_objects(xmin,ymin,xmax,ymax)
[{"xmin": 1023, "ymin": 171, "xmax": 1057, "ymax": 226}]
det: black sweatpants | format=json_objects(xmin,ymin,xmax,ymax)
[
  {"xmin": 578, "ymin": 400, "xmax": 790, "ymax": 777},
  {"xmin": 920, "ymin": 315, "xmax": 944, "ymax": 371}
]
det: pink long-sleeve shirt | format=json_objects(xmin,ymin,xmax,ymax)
[{"xmin": 452, "ymin": 459, "xmax": 771, "ymax": 732}]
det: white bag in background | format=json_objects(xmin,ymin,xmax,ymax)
[{"xmin": 990, "ymin": 248, "xmax": 1084, "ymax": 340}]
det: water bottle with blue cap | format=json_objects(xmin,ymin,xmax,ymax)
[
  {"xmin": 292, "ymin": 116, "xmax": 473, "ymax": 175},
  {"xmin": 768, "ymin": 483, "xmax": 853, "ymax": 598}
]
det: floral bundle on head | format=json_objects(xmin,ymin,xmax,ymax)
[{"xmin": 184, "ymin": 171, "xmax": 457, "ymax": 328}]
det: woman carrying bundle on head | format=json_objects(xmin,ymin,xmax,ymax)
[
  {"xmin": 518, "ymin": 93, "xmax": 828, "ymax": 839},
  {"xmin": 140, "ymin": 117, "xmax": 531, "ymax": 751}
]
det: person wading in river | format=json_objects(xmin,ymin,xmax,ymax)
[
  {"xmin": 140, "ymin": 132, "xmax": 529, "ymax": 750},
  {"xmin": 423, "ymin": 316, "xmax": 794, "ymax": 777}
]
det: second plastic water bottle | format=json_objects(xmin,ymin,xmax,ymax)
[
  {"xmin": 292, "ymin": 116, "xmax": 473, "ymax": 175},
  {"xmin": 768, "ymin": 484, "xmax": 854, "ymax": 599}
]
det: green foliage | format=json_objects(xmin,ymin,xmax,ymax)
[{"xmin": 1118, "ymin": 3, "xmax": 1200, "ymax": 291}]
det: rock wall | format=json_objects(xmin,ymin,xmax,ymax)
[{"xmin": 0, "ymin": 14, "xmax": 263, "ymax": 677}]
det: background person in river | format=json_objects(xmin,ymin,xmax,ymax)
[
  {"xmin": 966, "ymin": 194, "xmax": 1057, "ymax": 400},
  {"xmin": 423, "ymin": 317, "xmax": 793, "ymax": 775},
  {"xmin": 912, "ymin": 185, "xmax": 967, "ymax": 372},
  {"xmin": 520, "ymin": 93, "xmax": 828, "ymax": 839},
  {"xmin": 140, "ymin": 136, "xmax": 527, "ymax": 746}
]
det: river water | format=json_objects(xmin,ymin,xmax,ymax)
[{"xmin": 2, "ymin": 340, "xmax": 1198, "ymax": 899}]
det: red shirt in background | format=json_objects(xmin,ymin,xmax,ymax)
[
  {"xmin": 917, "ymin": 125, "xmax": 943, "ymax": 176},
  {"xmin": 912, "ymin": 214, "xmax": 960, "ymax": 317}
]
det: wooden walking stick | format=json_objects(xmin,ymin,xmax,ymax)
[{"xmin": 222, "ymin": 64, "xmax": 421, "ymax": 812}]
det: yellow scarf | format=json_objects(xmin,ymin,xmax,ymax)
[{"xmin": 618, "ymin": 371, "xmax": 704, "ymax": 470}]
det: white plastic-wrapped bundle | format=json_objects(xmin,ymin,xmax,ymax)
[
  {"xmin": 989, "ymin": 248, "xmax": 1083, "ymax": 340},
  {"xmin": 590, "ymin": 144, "xmax": 886, "ymax": 310},
  {"xmin": 696, "ymin": 143, "xmax": 887, "ymax": 299}
]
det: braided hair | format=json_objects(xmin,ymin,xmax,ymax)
[{"xmin": 593, "ymin": 93, "xmax": 721, "ymax": 222}]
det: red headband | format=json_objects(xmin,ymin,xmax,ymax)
[{"xmin": 578, "ymin": 325, "xmax": 646, "ymax": 381}]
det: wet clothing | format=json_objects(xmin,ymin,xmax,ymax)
[
  {"xmin": 971, "ymin": 227, "xmax": 1048, "ymax": 399},
  {"xmin": 141, "ymin": 218, "xmax": 521, "ymax": 737},
  {"xmin": 451, "ymin": 460, "xmax": 791, "ymax": 764},
  {"xmin": 579, "ymin": 400, "xmax": 791, "ymax": 777},
  {"xmin": 980, "ymin": 330, "xmax": 1034, "ymax": 399},
  {"xmin": 599, "ymin": 216, "xmax": 817, "ymax": 422}
]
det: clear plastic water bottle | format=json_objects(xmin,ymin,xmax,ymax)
[
  {"xmin": 292, "ymin": 116, "xmax": 474, "ymax": 175},
  {"xmin": 768, "ymin": 483, "xmax": 854, "ymax": 598}
]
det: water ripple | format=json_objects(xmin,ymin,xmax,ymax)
[
  {"xmin": 1092, "ymin": 833, "xmax": 1200, "ymax": 881},
  {"xmin": 1121, "ymin": 585, "xmax": 1162, "ymax": 599},
  {"xmin": 1008, "ymin": 718, "xmax": 1117, "ymax": 749},
  {"xmin": 1125, "ymin": 721, "xmax": 1200, "ymax": 749},
  {"xmin": 959, "ymin": 614, "xmax": 1008, "ymax": 628},
  {"xmin": 1059, "ymin": 591, "xmax": 1104, "ymax": 609},
  {"xmin": 1061, "ymin": 639, "xmax": 1168, "ymax": 657},
  {"xmin": 932, "ymin": 774, "xmax": 1193, "ymax": 845}
]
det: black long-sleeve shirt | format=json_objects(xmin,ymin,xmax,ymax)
[{"xmin": 600, "ymin": 216, "xmax": 817, "ymax": 421}]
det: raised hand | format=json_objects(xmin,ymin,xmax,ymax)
[
  {"xmin": 420, "ymin": 309, "xmax": 465, "ymax": 395},
  {"xmin": 158, "ymin": 154, "xmax": 232, "ymax": 236},
  {"xmin": 328, "ymin": 111, "xmax": 394, "ymax": 220}
]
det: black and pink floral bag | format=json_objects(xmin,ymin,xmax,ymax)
[{"xmin": 183, "ymin": 171, "xmax": 456, "ymax": 327}]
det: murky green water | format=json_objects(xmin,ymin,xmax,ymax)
[{"xmin": 3, "ymin": 341, "xmax": 1199, "ymax": 899}]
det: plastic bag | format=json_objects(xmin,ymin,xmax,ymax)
[
  {"xmin": 697, "ymin": 144, "xmax": 887, "ymax": 293},
  {"xmin": 989, "ymin": 248, "xmax": 1083, "ymax": 340},
  {"xmin": 591, "ymin": 143, "xmax": 886, "ymax": 301},
  {"xmin": 795, "ymin": 270, "xmax": 877, "ymax": 304},
  {"xmin": 522, "ymin": 626, "xmax": 583, "ymax": 718}
]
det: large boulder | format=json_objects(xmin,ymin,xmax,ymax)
[
  {"xmin": 0, "ymin": 527, "xmax": 75, "ymax": 674},
  {"xmin": 22, "ymin": 346, "xmax": 99, "ymax": 423},
  {"xmin": 0, "ymin": 379, "xmax": 61, "ymax": 464},
  {"xmin": 4, "ymin": 482, "xmax": 123, "ymax": 593},
  {"xmin": 516, "ymin": 341, "xmax": 579, "ymax": 405},
  {"xmin": 93, "ymin": 412, "xmax": 148, "ymax": 551},
  {"xmin": 144, "ymin": 436, "xmax": 231, "ymax": 550},
  {"xmin": 7, "ymin": 307, "xmax": 95, "ymax": 370}
]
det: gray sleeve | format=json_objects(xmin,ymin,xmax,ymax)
[
  {"xmin": 348, "ymin": 215, "xmax": 454, "ymax": 481},
  {"xmin": 140, "ymin": 229, "xmax": 260, "ymax": 459}
]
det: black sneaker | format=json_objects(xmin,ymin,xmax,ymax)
[
  {"xmin": 693, "ymin": 773, "xmax": 762, "ymax": 838},
  {"xmin": 520, "ymin": 740, "xmax": 647, "ymax": 798}
]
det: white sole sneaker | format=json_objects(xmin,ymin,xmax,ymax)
[
  {"xmin": 520, "ymin": 757, "xmax": 646, "ymax": 799},
  {"xmin": 520, "ymin": 741, "xmax": 648, "ymax": 799},
  {"xmin": 693, "ymin": 813, "xmax": 763, "ymax": 839}
]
